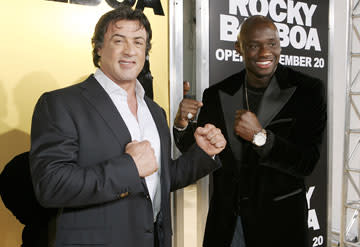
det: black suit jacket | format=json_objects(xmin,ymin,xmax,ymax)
[
  {"xmin": 174, "ymin": 65, "xmax": 327, "ymax": 247},
  {"xmin": 30, "ymin": 75, "xmax": 220, "ymax": 247}
]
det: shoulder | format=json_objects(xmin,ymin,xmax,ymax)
[
  {"xmin": 276, "ymin": 66, "xmax": 326, "ymax": 105},
  {"xmin": 275, "ymin": 64, "xmax": 322, "ymax": 86},
  {"xmin": 32, "ymin": 75, "xmax": 98, "ymax": 119},
  {"xmin": 205, "ymin": 70, "xmax": 245, "ymax": 95},
  {"xmin": 276, "ymin": 65, "xmax": 323, "ymax": 90},
  {"xmin": 37, "ymin": 75, "xmax": 95, "ymax": 103},
  {"xmin": 46, "ymin": 75, "xmax": 94, "ymax": 97}
]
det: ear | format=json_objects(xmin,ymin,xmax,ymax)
[
  {"xmin": 97, "ymin": 46, "xmax": 103, "ymax": 57},
  {"xmin": 234, "ymin": 41, "xmax": 242, "ymax": 55}
]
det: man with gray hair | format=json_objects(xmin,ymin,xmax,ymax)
[{"xmin": 30, "ymin": 5, "xmax": 226, "ymax": 247}]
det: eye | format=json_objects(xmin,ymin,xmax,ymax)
[
  {"xmin": 248, "ymin": 44, "xmax": 258, "ymax": 49},
  {"xmin": 135, "ymin": 40, "xmax": 144, "ymax": 46}
]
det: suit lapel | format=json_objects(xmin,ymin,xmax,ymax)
[
  {"xmin": 144, "ymin": 97, "xmax": 169, "ymax": 195},
  {"xmin": 256, "ymin": 76, "xmax": 296, "ymax": 128},
  {"xmin": 80, "ymin": 76, "xmax": 166, "ymax": 196},
  {"xmin": 80, "ymin": 76, "xmax": 132, "ymax": 146},
  {"xmin": 217, "ymin": 67, "xmax": 297, "ymax": 160},
  {"xmin": 144, "ymin": 97, "xmax": 167, "ymax": 173},
  {"xmin": 219, "ymin": 80, "xmax": 245, "ymax": 161}
]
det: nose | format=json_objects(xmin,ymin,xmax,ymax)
[
  {"xmin": 259, "ymin": 45, "xmax": 271, "ymax": 57},
  {"xmin": 123, "ymin": 41, "xmax": 136, "ymax": 56}
]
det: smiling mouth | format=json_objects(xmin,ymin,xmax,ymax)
[
  {"xmin": 256, "ymin": 60, "xmax": 273, "ymax": 68},
  {"xmin": 119, "ymin": 61, "xmax": 135, "ymax": 65},
  {"xmin": 119, "ymin": 60, "xmax": 136, "ymax": 69}
]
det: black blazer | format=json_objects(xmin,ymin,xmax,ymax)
[
  {"xmin": 174, "ymin": 65, "xmax": 327, "ymax": 247},
  {"xmin": 30, "ymin": 75, "xmax": 220, "ymax": 247}
]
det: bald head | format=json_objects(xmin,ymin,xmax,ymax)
[{"xmin": 236, "ymin": 15, "xmax": 279, "ymax": 54}]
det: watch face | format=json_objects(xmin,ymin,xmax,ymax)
[{"xmin": 254, "ymin": 133, "xmax": 266, "ymax": 146}]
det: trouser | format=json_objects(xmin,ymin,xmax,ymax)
[{"xmin": 154, "ymin": 221, "xmax": 159, "ymax": 247}]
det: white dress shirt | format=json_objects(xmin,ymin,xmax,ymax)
[{"xmin": 95, "ymin": 69, "xmax": 161, "ymax": 221}]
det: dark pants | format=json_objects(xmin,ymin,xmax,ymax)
[{"xmin": 154, "ymin": 221, "xmax": 159, "ymax": 247}]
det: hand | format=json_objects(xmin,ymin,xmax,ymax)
[
  {"xmin": 194, "ymin": 124, "xmax": 226, "ymax": 156},
  {"xmin": 174, "ymin": 98, "xmax": 203, "ymax": 128},
  {"xmin": 234, "ymin": 110, "xmax": 262, "ymax": 141},
  {"xmin": 125, "ymin": 140, "xmax": 158, "ymax": 177}
]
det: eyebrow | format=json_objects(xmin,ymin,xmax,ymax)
[
  {"xmin": 247, "ymin": 38, "xmax": 278, "ymax": 43},
  {"xmin": 110, "ymin": 34, "xmax": 146, "ymax": 41}
]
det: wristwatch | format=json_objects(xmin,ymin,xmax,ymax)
[{"xmin": 252, "ymin": 129, "xmax": 267, "ymax": 147}]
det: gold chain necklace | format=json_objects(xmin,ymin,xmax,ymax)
[{"xmin": 244, "ymin": 81, "xmax": 250, "ymax": 111}]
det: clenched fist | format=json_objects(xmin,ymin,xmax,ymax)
[
  {"xmin": 234, "ymin": 110, "xmax": 262, "ymax": 141},
  {"xmin": 194, "ymin": 124, "xmax": 226, "ymax": 156},
  {"xmin": 174, "ymin": 98, "xmax": 203, "ymax": 128},
  {"xmin": 125, "ymin": 140, "xmax": 158, "ymax": 177}
]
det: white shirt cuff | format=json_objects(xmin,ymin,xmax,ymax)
[{"xmin": 173, "ymin": 124, "xmax": 188, "ymax": 131}]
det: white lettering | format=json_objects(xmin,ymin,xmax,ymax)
[
  {"xmin": 279, "ymin": 55, "xmax": 312, "ymax": 67},
  {"xmin": 228, "ymin": 0, "xmax": 317, "ymax": 27},
  {"xmin": 221, "ymin": 1, "xmax": 322, "ymax": 50},
  {"xmin": 233, "ymin": 50, "xmax": 241, "ymax": 61},
  {"xmin": 275, "ymin": 23, "xmax": 290, "ymax": 47},
  {"xmin": 249, "ymin": 0, "xmax": 268, "ymax": 16},
  {"xmin": 216, "ymin": 49, "xmax": 225, "ymax": 60},
  {"xmin": 306, "ymin": 186, "xmax": 315, "ymax": 208},
  {"xmin": 306, "ymin": 186, "xmax": 320, "ymax": 230},
  {"xmin": 306, "ymin": 28, "xmax": 321, "ymax": 51},
  {"xmin": 229, "ymin": 0, "xmax": 249, "ymax": 16},
  {"xmin": 225, "ymin": 49, "xmax": 233, "ymax": 60},
  {"xmin": 301, "ymin": 2, "xmax": 317, "ymax": 27},
  {"xmin": 269, "ymin": 0, "xmax": 287, "ymax": 23},
  {"xmin": 308, "ymin": 209, "xmax": 320, "ymax": 230},
  {"xmin": 220, "ymin": 14, "xmax": 240, "ymax": 42},
  {"xmin": 215, "ymin": 49, "xmax": 243, "ymax": 62},
  {"xmin": 287, "ymin": 0, "xmax": 303, "ymax": 26},
  {"xmin": 289, "ymin": 25, "xmax": 307, "ymax": 49}
]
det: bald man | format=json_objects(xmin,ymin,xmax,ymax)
[{"xmin": 173, "ymin": 15, "xmax": 326, "ymax": 247}]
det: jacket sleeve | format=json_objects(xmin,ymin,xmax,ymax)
[
  {"xmin": 169, "ymin": 144, "xmax": 220, "ymax": 192},
  {"xmin": 30, "ymin": 93, "xmax": 143, "ymax": 208},
  {"xmin": 255, "ymin": 79, "xmax": 327, "ymax": 177},
  {"xmin": 153, "ymin": 105, "xmax": 218, "ymax": 191},
  {"xmin": 173, "ymin": 123, "xmax": 196, "ymax": 153}
]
